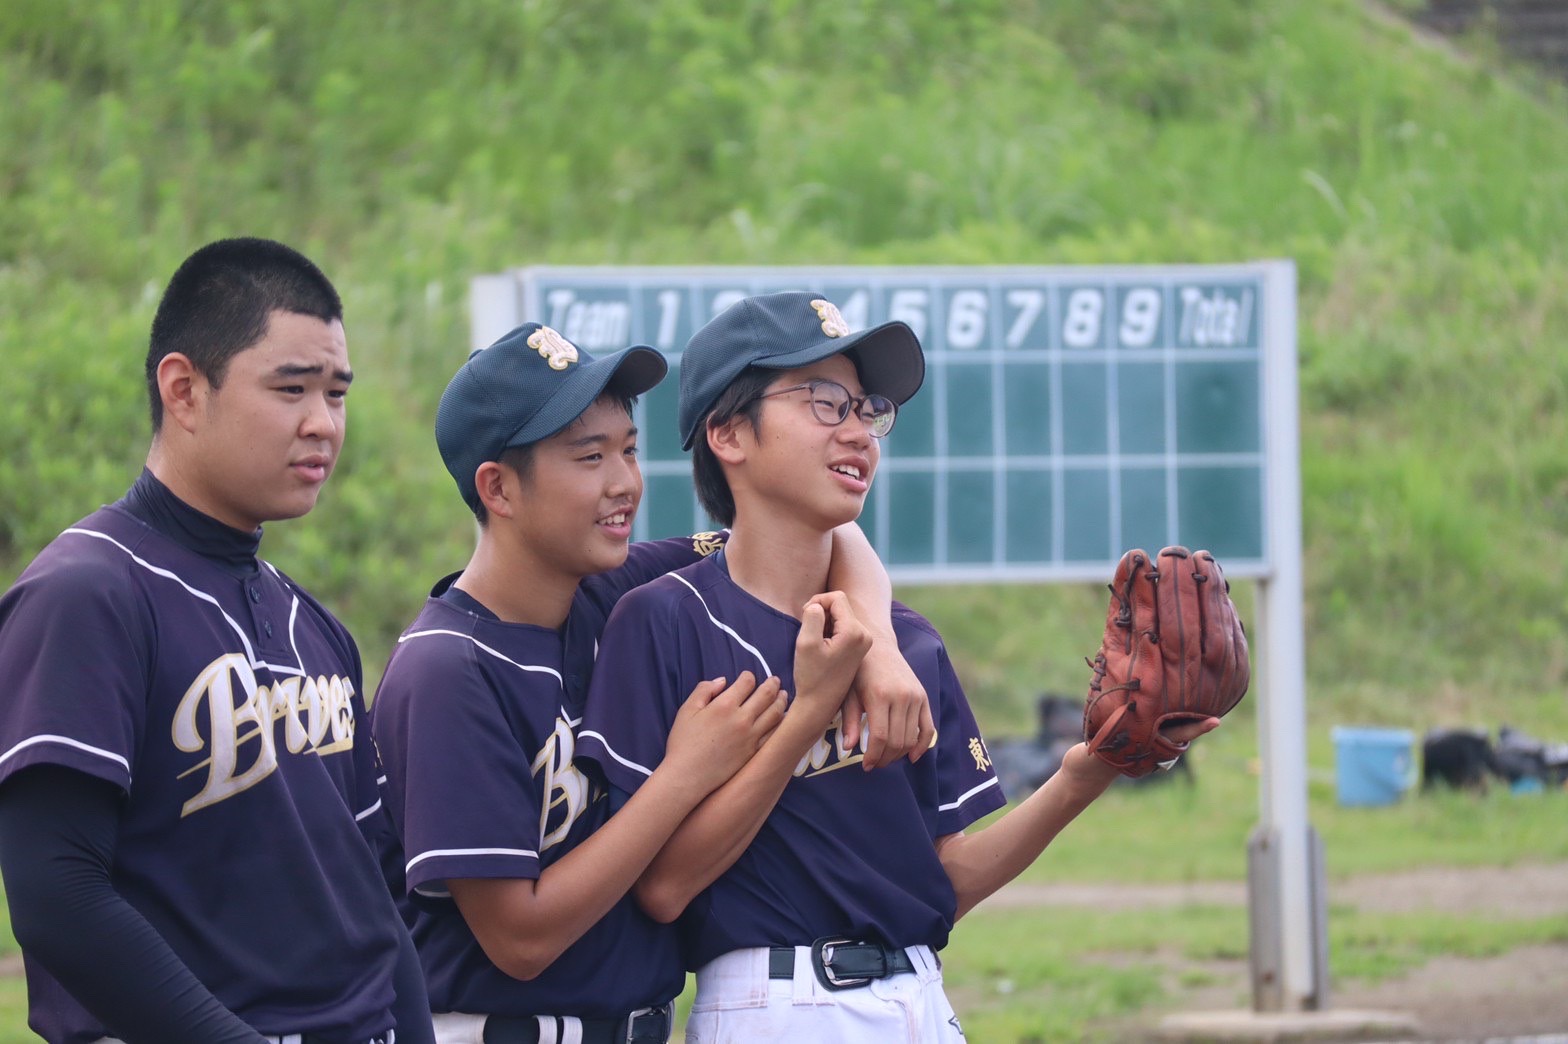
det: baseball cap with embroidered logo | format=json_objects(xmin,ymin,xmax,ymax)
[
  {"xmin": 677, "ymin": 290, "xmax": 926, "ymax": 450},
  {"xmin": 436, "ymin": 322, "xmax": 667, "ymax": 511}
]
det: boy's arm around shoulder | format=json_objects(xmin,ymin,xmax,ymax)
[
  {"xmin": 828, "ymin": 523, "xmax": 936, "ymax": 769},
  {"xmin": 576, "ymin": 531, "xmax": 729, "ymax": 622}
]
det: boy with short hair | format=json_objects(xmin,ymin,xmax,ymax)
[
  {"xmin": 579, "ymin": 291, "xmax": 1220, "ymax": 1040},
  {"xmin": 0, "ymin": 238, "xmax": 431, "ymax": 1044},
  {"xmin": 371, "ymin": 322, "xmax": 919, "ymax": 1044}
]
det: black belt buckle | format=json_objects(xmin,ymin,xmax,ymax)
[
  {"xmin": 810, "ymin": 936, "xmax": 883, "ymax": 991},
  {"xmin": 622, "ymin": 1003, "xmax": 672, "ymax": 1043}
]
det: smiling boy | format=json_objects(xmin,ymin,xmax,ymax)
[{"xmin": 578, "ymin": 291, "xmax": 1220, "ymax": 1040}]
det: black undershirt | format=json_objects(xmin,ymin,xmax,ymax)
[
  {"xmin": 0, "ymin": 766, "xmax": 266, "ymax": 1043},
  {"xmin": 122, "ymin": 467, "xmax": 263, "ymax": 574},
  {"xmin": 0, "ymin": 471, "xmax": 433, "ymax": 1043}
]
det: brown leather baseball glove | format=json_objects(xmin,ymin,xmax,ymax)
[{"xmin": 1083, "ymin": 546, "xmax": 1250, "ymax": 777}]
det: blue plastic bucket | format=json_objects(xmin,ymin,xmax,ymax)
[{"xmin": 1332, "ymin": 727, "xmax": 1415, "ymax": 807}]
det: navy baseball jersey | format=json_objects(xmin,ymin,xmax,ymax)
[
  {"xmin": 371, "ymin": 534, "xmax": 723, "ymax": 1018},
  {"xmin": 0, "ymin": 496, "xmax": 402, "ymax": 1042},
  {"xmin": 577, "ymin": 552, "xmax": 1007, "ymax": 970}
]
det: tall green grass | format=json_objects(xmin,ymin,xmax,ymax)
[
  {"xmin": 6, "ymin": 0, "xmax": 1567, "ymax": 722},
  {"xmin": 3, "ymin": 2, "xmax": 1568, "ymax": 1036}
]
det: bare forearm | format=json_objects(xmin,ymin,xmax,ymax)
[
  {"xmin": 828, "ymin": 523, "xmax": 891, "ymax": 624},
  {"xmin": 827, "ymin": 523, "xmax": 934, "ymax": 768},
  {"xmin": 938, "ymin": 744, "xmax": 1120, "ymax": 920},
  {"xmin": 541, "ymin": 770, "xmax": 705, "ymax": 922},
  {"xmin": 457, "ymin": 768, "xmax": 706, "ymax": 976}
]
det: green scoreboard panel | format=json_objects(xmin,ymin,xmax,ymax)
[{"xmin": 470, "ymin": 263, "xmax": 1295, "ymax": 582}]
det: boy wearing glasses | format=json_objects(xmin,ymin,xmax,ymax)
[{"xmin": 579, "ymin": 291, "xmax": 1219, "ymax": 1040}]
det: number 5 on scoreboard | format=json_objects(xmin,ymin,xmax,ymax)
[{"xmin": 888, "ymin": 288, "xmax": 929, "ymax": 342}]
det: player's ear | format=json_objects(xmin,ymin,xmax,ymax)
[
  {"xmin": 706, "ymin": 414, "xmax": 749, "ymax": 465},
  {"xmin": 156, "ymin": 353, "xmax": 204, "ymax": 435},
  {"xmin": 473, "ymin": 461, "xmax": 516, "ymax": 520}
]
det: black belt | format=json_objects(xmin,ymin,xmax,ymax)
[
  {"xmin": 769, "ymin": 938, "xmax": 917, "ymax": 991},
  {"xmin": 481, "ymin": 1005, "xmax": 672, "ymax": 1044}
]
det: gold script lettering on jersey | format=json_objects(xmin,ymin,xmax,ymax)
[
  {"xmin": 532, "ymin": 715, "xmax": 595, "ymax": 851},
  {"xmin": 172, "ymin": 653, "xmax": 357, "ymax": 816},
  {"xmin": 793, "ymin": 710, "xmax": 868, "ymax": 779}
]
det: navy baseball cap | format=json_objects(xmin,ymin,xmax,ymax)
[
  {"xmin": 677, "ymin": 290, "xmax": 926, "ymax": 450},
  {"xmin": 436, "ymin": 322, "xmax": 667, "ymax": 510}
]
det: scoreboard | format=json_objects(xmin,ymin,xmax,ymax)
[
  {"xmin": 470, "ymin": 263, "xmax": 1296, "ymax": 582},
  {"xmin": 469, "ymin": 261, "xmax": 1321, "ymax": 1013}
]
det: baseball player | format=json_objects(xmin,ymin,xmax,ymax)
[
  {"xmin": 370, "ymin": 322, "xmax": 923, "ymax": 1044},
  {"xmin": 578, "ymin": 292, "xmax": 1221, "ymax": 1040},
  {"xmin": 0, "ymin": 239, "xmax": 433, "ymax": 1044}
]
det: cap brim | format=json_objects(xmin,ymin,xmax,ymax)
[
  {"xmin": 506, "ymin": 344, "xmax": 667, "ymax": 449},
  {"xmin": 751, "ymin": 320, "xmax": 926, "ymax": 406},
  {"xmin": 602, "ymin": 344, "xmax": 667, "ymax": 399}
]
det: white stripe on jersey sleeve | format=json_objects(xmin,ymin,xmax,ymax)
[
  {"xmin": 406, "ymin": 845, "xmax": 539, "ymax": 876},
  {"xmin": 398, "ymin": 628, "xmax": 564, "ymax": 683},
  {"xmin": 0, "ymin": 734, "xmax": 133, "ymax": 779},
  {"xmin": 353, "ymin": 795, "xmax": 384, "ymax": 822},
  {"xmin": 938, "ymin": 775, "xmax": 1002, "ymax": 813},
  {"xmin": 576, "ymin": 730, "xmax": 654, "ymax": 778},
  {"xmin": 669, "ymin": 573, "xmax": 772, "ymax": 677}
]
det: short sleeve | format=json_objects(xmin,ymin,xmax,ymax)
[
  {"xmin": 0, "ymin": 555, "xmax": 149, "ymax": 792},
  {"xmin": 576, "ymin": 581, "xmax": 692, "ymax": 798},
  {"xmin": 918, "ymin": 620, "xmax": 1008, "ymax": 837},
  {"xmin": 373, "ymin": 635, "xmax": 549, "ymax": 894}
]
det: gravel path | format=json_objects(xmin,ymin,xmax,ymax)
[
  {"xmin": 989, "ymin": 861, "xmax": 1568, "ymax": 919},
  {"xmin": 989, "ymin": 861, "xmax": 1568, "ymax": 1041}
]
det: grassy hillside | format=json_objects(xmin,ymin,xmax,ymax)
[{"xmin": 4, "ymin": 0, "xmax": 1568, "ymax": 748}]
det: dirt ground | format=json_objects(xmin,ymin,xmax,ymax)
[{"xmin": 989, "ymin": 861, "xmax": 1568, "ymax": 1042}]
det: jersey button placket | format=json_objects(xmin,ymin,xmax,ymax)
[{"xmin": 245, "ymin": 578, "xmax": 285, "ymax": 658}]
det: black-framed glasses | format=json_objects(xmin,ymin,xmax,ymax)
[{"xmin": 753, "ymin": 379, "xmax": 898, "ymax": 438}]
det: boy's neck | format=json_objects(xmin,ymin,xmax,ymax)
[
  {"xmin": 452, "ymin": 530, "xmax": 577, "ymax": 629},
  {"xmin": 722, "ymin": 510, "xmax": 833, "ymax": 619}
]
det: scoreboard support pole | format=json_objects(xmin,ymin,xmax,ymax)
[{"xmin": 1248, "ymin": 261, "xmax": 1328, "ymax": 1012}]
